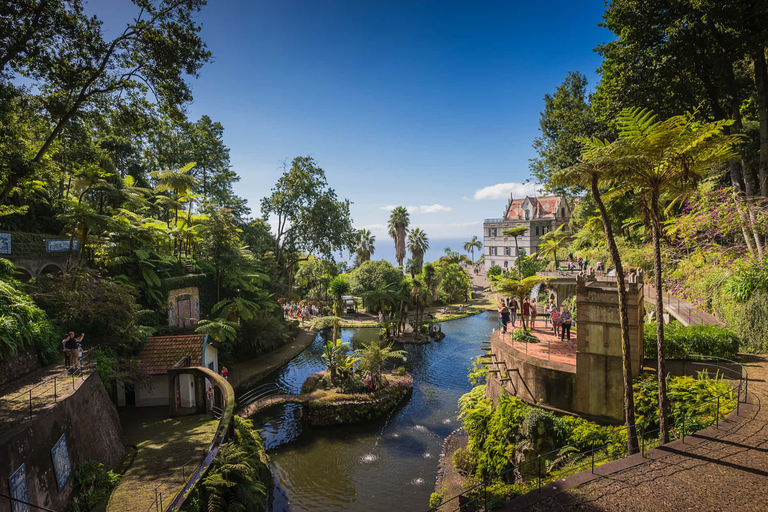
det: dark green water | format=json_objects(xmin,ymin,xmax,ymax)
[{"xmin": 252, "ymin": 311, "xmax": 498, "ymax": 512}]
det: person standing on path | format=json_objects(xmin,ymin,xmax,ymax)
[
  {"xmin": 560, "ymin": 306, "xmax": 572, "ymax": 341},
  {"xmin": 498, "ymin": 303, "xmax": 511, "ymax": 334},
  {"xmin": 509, "ymin": 298, "xmax": 518, "ymax": 328},
  {"xmin": 521, "ymin": 299, "xmax": 530, "ymax": 330},
  {"xmin": 530, "ymin": 298, "xmax": 538, "ymax": 329},
  {"xmin": 63, "ymin": 332, "xmax": 84, "ymax": 369},
  {"xmin": 221, "ymin": 366, "xmax": 228, "ymax": 381}
]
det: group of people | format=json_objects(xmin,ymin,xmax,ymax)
[
  {"xmin": 283, "ymin": 303, "xmax": 321, "ymax": 323},
  {"xmin": 497, "ymin": 297, "xmax": 538, "ymax": 332},
  {"xmin": 563, "ymin": 254, "xmax": 605, "ymax": 275},
  {"xmin": 62, "ymin": 331, "xmax": 85, "ymax": 371},
  {"xmin": 545, "ymin": 300, "xmax": 573, "ymax": 340},
  {"xmin": 362, "ymin": 371, "xmax": 377, "ymax": 392},
  {"xmin": 498, "ymin": 297, "xmax": 574, "ymax": 341}
]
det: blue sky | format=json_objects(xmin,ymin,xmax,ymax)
[{"xmin": 93, "ymin": 0, "xmax": 610, "ymax": 244}]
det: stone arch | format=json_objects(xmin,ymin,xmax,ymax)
[
  {"xmin": 39, "ymin": 263, "xmax": 64, "ymax": 276},
  {"xmin": 15, "ymin": 267, "xmax": 33, "ymax": 282}
]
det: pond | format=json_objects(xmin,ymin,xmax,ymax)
[{"xmin": 251, "ymin": 311, "xmax": 498, "ymax": 512}]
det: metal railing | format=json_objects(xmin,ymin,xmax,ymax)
[
  {"xmin": 495, "ymin": 319, "xmax": 575, "ymax": 361},
  {"xmin": 428, "ymin": 354, "xmax": 748, "ymax": 512},
  {"xmin": 644, "ymin": 285, "xmax": 711, "ymax": 326},
  {"xmin": 484, "ymin": 218, "xmax": 505, "ymax": 224},
  {"xmin": 0, "ymin": 353, "xmax": 94, "ymax": 428},
  {"xmin": 238, "ymin": 382, "xmax": 289, "ymax": 409}
]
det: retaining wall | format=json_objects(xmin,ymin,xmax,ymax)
[{"xmin": 0, "ymin": 373, "xmax": 124, "ymax": 512}]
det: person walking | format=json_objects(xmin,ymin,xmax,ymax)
[
  {"xmin": 560, "ymin": 306, "xmax": 572, "ymax": 341},
  {"xmin": 521, "ymin": 299, "xmax": 530, "ymax": 330},
  {"xmin": 550, "ymin": 305, "xmax": 561, "ymax": 337},
  {"xmin": 530, "ymin": 298, "xmax": 538, "ymax": 329},
  {"xmin": 509, "ymin": 298, "xmax": 518, "ymax": 328},
  {"xmin": 221, "ymin": 366, "xmax": 228, "ymax": 381},
  {"xmin": 63, "ymin": 332, "xmax": 84, "ymax": 369},
  {"xmin": 498, "ymin": 303, "xmax": 511, "ymax": 334}
]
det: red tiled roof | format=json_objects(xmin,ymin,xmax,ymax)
[
  {"xmin": 505, "ymin": 195, "xmax": 566, "ymax": 220},
  {"xmin": 139, "ymin": 334, "xmax": 207, "ymax": 375}
]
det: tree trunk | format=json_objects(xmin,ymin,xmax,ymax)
[
  {"xmin": 754, "ymin": 45, "xmax": 768, "ymax": 197},
  {"xmin": 592, "ymin": 175, "xmax": 639, "ymax": 454},
  {"xmin": 514, "ymin": 238, "xmax": 521, "ymax": 279},
  {"xmin": 650, "ymin": 191, "xmax": 670, "ymax": 444}
]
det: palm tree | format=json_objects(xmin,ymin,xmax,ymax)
[
  {"xmin": 354, "ymin": 340, "xmax": 407, "ymax": 386},
  {"xmin": 538, "ymin": 224, "xmax": 568, "ymax": 270},
  {"xmin": 150, "ymin": 162, "xmax": 199, "ymax": 226},
  {"xmin": 328, "ymin": 275, "xmax": 351, "ymax": 341},
  {"xmin": 491, "ymin": 275, "xmax": 549, "ymax": 331},
  {"xmin": 463, "ymin": 236, "xmax": 482, "ymax": 265},
  {"xmin": 388, "ymin": 206, "xmax": 410, "ymax": 268},
  {"xmin": 355, "ymin": 229, "xmax": 376, "ymax": 265},
  {"xmin": 407, "ymin": 228, "xmax": 429, "ymax": 273},
  {"xmin": 322, "ymin": 338, "xmax": 355, "ymax": 385},
  {"xmin": 501, "ymin": 226, "xmax": 527, "ymax": 279},
  {"xmin": 558, "ymin": 136, "xmax": 640, "ymax": 455},
  {"xmin": 608, "ymin": 108, "xmax": 741, "ymax": 444}
]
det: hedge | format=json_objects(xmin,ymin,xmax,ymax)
[{"xmin": 644, "ymin": 322, "xmax": 740, "ymax": 360}]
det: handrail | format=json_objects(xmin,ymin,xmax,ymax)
[
  {"xmin": 429, "ymin": 354, "xmax": 747, "ymax": 512},
  {"xmin": 164, "ymin": 366, "xmax": 235, "ymax": 512}
]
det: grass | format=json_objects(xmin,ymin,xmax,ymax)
[{"xmin": 107, "ymin": 412, "xmax": 218, "ymax": 512}]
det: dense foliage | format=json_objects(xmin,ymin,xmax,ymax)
[{"xmin": 643, "ymin": 322, "xmax": 740, "ymax": 360}]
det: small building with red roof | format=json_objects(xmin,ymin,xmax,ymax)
[
  {"xmin": 117, "ymin": 333, "xmax": 219, "ymax": 408},
  {"xmin": 483, "ymin": 194, "xmax": 572, "ymax": 271}
]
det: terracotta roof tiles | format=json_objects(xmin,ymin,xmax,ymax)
[{"xmin": 139, "ymin": 334, "xmax": 207, "ymax": 375}]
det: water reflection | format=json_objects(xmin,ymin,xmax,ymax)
[{"xmin": 251, "ymin": 312, "xmax": 498, "ymax": 512}]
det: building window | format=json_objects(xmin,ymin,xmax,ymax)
[
  {"xmin": 525, "ymin": 209, "xmax": 530, "ymax": 220},
  {"xmin": 504, "ymin": 247, "xmax": 510, "ymax": 256},
  {"xmin": 535, "ymin": 226, "xmax": 540, "ymax": 236},
  {"xmin": 504, "ymin": 261, "xmax": 508, "ymax": 268}
]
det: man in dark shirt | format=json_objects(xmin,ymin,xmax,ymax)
[{"xmin": 63, "ymin": 332, "xmax": 84, "ymax": 368}]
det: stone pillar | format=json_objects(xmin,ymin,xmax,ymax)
[{"xmin": 573, "ymin": 272, "xmax": 644, "ymax": 422}]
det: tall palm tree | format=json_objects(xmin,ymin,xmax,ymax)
[
  {"xmin": 558, "ymin": 136, "xmax": 640, "ymax": 455},
  {"xmin": 355, "ymin": 229, "xmax": 376, "ymax": 265},
  {"xmin": 502, "ymin": 226, "xmax": 527, "ymax": 279},
  {"xmin": 328, "ymin": 275, "xmax": 351, "ymax": 341},
  {"xmin": 388, "ymin": 206, "xmax": 410, "ymax": 268},
  {"xmin": 538, "ymin": 224, "xmax": 568, "ymax": 270},
  {"xmin": 407, "ymin": 228, "xmax": 429, "ymax": 273},
  {"xmin": 463, "ymin": 236, "xmax": 482, "ymax": 265},
  {"xmin": 609, "ymin": 108, "xmax": 741, "ymax": 444}
]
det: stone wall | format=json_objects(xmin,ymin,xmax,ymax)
[
  {"xmin": 0, "ymin": 373, "xmax": 124, "ymax": 512},
  {"xmin": 572, "ymin": 273, "xmax": 644, "ymax": 422},
  {"xmin": 486, "ymin": 338, "xmax": 576, "ymax": 412},
  {"xmin": 0, "ymin": 347, "xmax": 40, "ymax": 387}
]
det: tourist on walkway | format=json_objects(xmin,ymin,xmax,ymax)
[
  {"xmin": 75, "ymin": 343, "xmax": 83, "ymax": 370},
  {"xmin": 221, "ymin": 366, "xmax": 228, "ymax": 381},
  {"xmin": 63, "ymin": 332, "xmax": 84, "ymax": 369},
  {"xmin": 521, "ymin": 299, "xmax": 530, "ymax": 330},
  {"xmin": 207, "ymin": 387, "xmax": 214, "ymax": 411},
  {"xmin": 550, "ymin": 305, "xmax": 561, "ymax": 337},
  {"xmin": 530, "ymin": 298, "xmax": 538, "ymax": 329},
  {"xmin": 509, "ymin": 298, "xmax": 518, "ymax": 327},
  {"xmin": 498, "ymin": 303, "xmax": 510, "ymax": 333},
  {"xmin": 560, "ymin": 306, "xmax": 572, "ymax": 341}
]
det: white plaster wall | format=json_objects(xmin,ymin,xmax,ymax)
[{"xmin": 136, "ymin": 375, "xmax": 169, "ymax": 407}]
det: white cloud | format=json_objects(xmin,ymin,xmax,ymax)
[
  {"xmin": 473, "ymin": 182, "xmax": 543, "ymax": 201},
  {"xmin": 378, "ymin": 204, "xmax": 453, "ymax": 213}
]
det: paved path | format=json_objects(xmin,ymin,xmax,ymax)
[
  {"xmin": 644, "ymin": 284, "xmax": 725, "ymax": 327},
  {"xmin": 519, "ymin": 354, "xmax": 768, "ymax": 512}
]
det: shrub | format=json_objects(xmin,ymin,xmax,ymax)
[
  {"xmin": 29, "ymin": 268, "xmax": 145, "ymax": 350},
  {"xmin": 429, "ymin": 492, "xmax": 444, "ymax": 508},
  {"xmin": 643, "ymin": 322, "xmax": 739, "ymax": 359},
  {"xmin": 740, "ymin": 289, "xmax": 768, "ymax": 353},
  {"xmin": 487, "ymin": 265, "xmax": 502, "ymax": 280},
  {"xmin": 394, "ymin": 366, "xmax": 407, "ymax": 376},
  {"xmin": 68, "ymin": 460, "xmax": 120, "ymax": 512},
  {"xmin": 0, "ymin": 279, "xmax": 59, "ymax": 363},
  {"xmin": 452, "ymin": 447, "xmax": 476, "ymax": 475}
]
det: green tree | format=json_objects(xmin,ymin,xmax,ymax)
[
  {"xmin": 349, "ymin": 260, "xmax": 403, "ymax": 306},
  {"xmin": 388, "ymin": 206, "xmax": 410, "ymax": 268},
  {"xmin": 538, "ymin": 224, "xmax": 569, "ymax": 270},
  {"xmin": 0, "ymin": 0, "xmax": 211, "ymax": 205},
  {"xmin": 557, "ymin": 137, "xmax": 641, "ymax": 455},
  {"xmin": 260, "ymin": 156, "xmax": 355, "ymax": 291},
  {"xmin": 491, "ymin": 276, "xmax": 549, "ymax": 331},
  {"xmin": 530, "ymin": 71, "xmax": 611, "ymax": 197},
  {"xmin": 439, "ymin": 263, "xmax": 472, "ymax": 302},
  {"xmin": 463, "ymin": 236, "xmax": 482, "ymax": 266},
  {"xmin": 328, "ymin": 275, "xmax": 351, "ymax": 341},
  {"xmin": 354, "ymin": 341, "xmax": 406, "ymax": 386},
  {"xmin": 609, "ymin": 108, "xmax": 741, "ymax": 444},
  {"xmin": 501, "ymin": 226, "xmax": 527, "ymax": 279},
  {"xmin": 355, "ymin": 228, "xmax": 376, "ymax": 265},
  {"xmin": 198, "ymin": 208, "xmax": 245, "ymax": 302},
  {"xmin": 407, "ymin": 227, "xmax": 429, "ymax": 273}
]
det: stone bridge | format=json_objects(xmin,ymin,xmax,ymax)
[{"xmin": 0, "ymin": 232, "xmax": 78, "ymax": 281}]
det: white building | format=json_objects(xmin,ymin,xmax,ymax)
[
  {"xmin": 117, "ymin": 333, "xmax": 219, "ymax": 407},
  {"xmin": 484, "ymin": 194, "xmax": 572, "ymax": 271}
]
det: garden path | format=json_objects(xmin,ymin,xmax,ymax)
[{"xmin": 517, "ymin": 354, "xmax": 768, "ymax": 512}]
